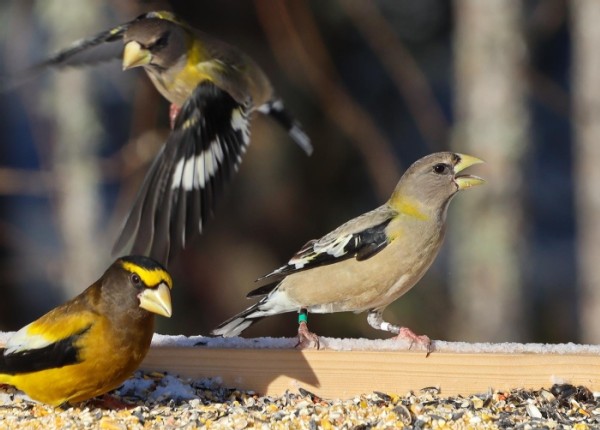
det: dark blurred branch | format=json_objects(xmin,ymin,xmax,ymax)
[
  {"xmin": 524, "ymin": 0, "xmax": 570, "ymax": 118},
  {"xmin": 254, "ymin": 1, "xmax": 401, "ymax": 199},
  {"xmin": 526, "ymin": 68, "xmax": 570, "ymax": 117},
  {"xmin": 338, "ymin": 0, "xmax": 449, "ymax": 150}
]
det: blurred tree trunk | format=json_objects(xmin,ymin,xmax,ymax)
[
  {"xmin": 37, "ymin": 2, "xmax": 107, "ymax": 296},
  {"xmin": 449, "ymin": 0, "xmax": 528, "ymax": 341},
  {"xmin": 572, "ymin": 1, "xmax": 600, "ymax": 343}
]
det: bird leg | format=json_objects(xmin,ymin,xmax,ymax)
[
  {"xmin": 296, "ymin": 309, "xmax": 320, "ymax": 349},
  {"xmin": 367, "ymin": 309, "xmax": 432, "ymax": 356},
  {"xmin": 169, "ymin": 103, "xmax": 181, "ymax": 129}
]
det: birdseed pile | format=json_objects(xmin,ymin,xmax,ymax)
[{"xmin": 1, "ymin": 371, "xmax": 599, "ymax": 429}]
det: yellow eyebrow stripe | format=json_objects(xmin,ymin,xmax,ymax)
[
  {"xmin": 149, "ymin": 11, "xmax": 189, "ymax": 28},
  {"xmin": 121, "ymin": 262, "xmax": 173, "ymax": 289},
  {"xmin": 150, "ymin": 11, "xmax": 178, "ymax": 22}
]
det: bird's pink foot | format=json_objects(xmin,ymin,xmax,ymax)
[
  {"xmin": 169, "ymin": 104, "xmax": 181, "ymax": 129},
  {"xmin": 296, "ymin": 322, "xmax": 320, "ymax": 349},
  {"xmin": 395, "ymin": 327, "xmax": 432, "ymax": 356},
  {"xmin": 86, "ymin": 393, "xmax": 133, "ymax": 410}
]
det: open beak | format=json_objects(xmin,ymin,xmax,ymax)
[
  {"xmin": 138, "ymin": 283, "xmax": 172, "ymax": 317},
  {"xmin": 123, "ymin": 41, "xmax": 152, "ymax": 70},
  {"xmin": 454, "ymin": 153, "xmax": 485, "ymax": 190}
]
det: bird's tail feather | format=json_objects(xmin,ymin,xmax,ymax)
[
  {"xmin": 258, "ymin": 99, "xmax": 313, "ymax": 156},
  {"xmin": 211, "ymin": 302, "xmax": 267, "ymax": 338}
]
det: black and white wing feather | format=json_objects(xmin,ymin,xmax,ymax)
[
  {"xmin": 257, "ymin": 99, "xmax": 312, "ymax": 156},
  {"xmin": 36, "ymin": 26, "xmax": 127, "ymax": 68},
  {"xmin": 256, "ymin": 206, "xmax": 395, "ymax": 284},
  {"xmin": 0, "ymin": 327, "xmax": 89, "ymax": 375},
  {"xmin": 3, "ymin": 23, "xmax": 130, "ymax": 91},
  {"xmin": 113, "ymin": 81, "xmax": 251, "ymax": 265}
]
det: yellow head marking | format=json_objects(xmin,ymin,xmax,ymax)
[
  {"xmin": 121, "ymin": 261, "xmax": 173, "ymax": 289},
  {"xmin": 147, "ymin": 11, "xmax": 181, "ymax": 24},
  {"xmin": 144, "ymin": 11, "xmax": 194, "ymax": 34},
  {"xmin": 155, "ymin": 11, "xmax": 176, "ymax": 20}
]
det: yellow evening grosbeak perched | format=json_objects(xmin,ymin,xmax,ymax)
[
  {"xmin": 213, "ymin": 152, "xmax": 484, "ymax": 352},
  {"xmin": 0, "ymin": 256, "xmax": 172, "ymax": 406},
  {"xmin": 28, "ymin": 11, "xmax": 313, "ymax": 264}
]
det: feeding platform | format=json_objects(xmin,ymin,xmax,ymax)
[{"xmin": 141, "ymin": 335, "xmax": 600, "ymax": 398}]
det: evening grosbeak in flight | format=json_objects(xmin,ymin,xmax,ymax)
[
  {"xmin": 0, "ymin": 256, "xmax": 173, "ymax": 406},
  {"xmin": 212, "ymin": 153, "xmax": 484, "ymax": 353},
  {"xmin": 27, "ymin": 11, "xmax": 312, "ymax": 264}
]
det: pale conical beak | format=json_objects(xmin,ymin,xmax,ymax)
[
  {"xmin": 123, "ymin": 41, "xmax": 152, "ymax": 70},
  {"xmin": 138, "ymin": 283, "xmax": 172, "ymax": 317},
  {"xmin": 454, "ymin": 153, "xmax": 485, "ymax": 190}
]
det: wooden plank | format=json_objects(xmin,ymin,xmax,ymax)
[{"xmin": 140, "ymin": 347, "xmax": 600, "ymax": 398}]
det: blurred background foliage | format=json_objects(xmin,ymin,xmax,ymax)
[{"xmin": 0, "ymin": 0, "xmax": 593, "ymax": 345}]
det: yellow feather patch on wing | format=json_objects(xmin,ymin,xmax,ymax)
[
  {"xmin": 12, "ymin": 310, "xmax": 96, "ymax": 352},
  {"xmin": 4, "ymin": 314, "xmax": 142, "ymax": 406},
  {"xmin": 120, "ymin": 262, "xmax": 173, "ymax": 289}
]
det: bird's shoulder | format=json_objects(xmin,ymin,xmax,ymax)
[
  {"xmin": 4, "ymin": 287, "xmax": 102, "ymax": 355},
  {"xmin": 183, "ymin": 29, "xmax": 271, "ymax": 106},
  {"xmin": 0, "ymin": 305, "xmax": 98, "ymax": 377},
  {"xmin": 189, "ymin": 28, "xmax": 247, "ymax": 65}
]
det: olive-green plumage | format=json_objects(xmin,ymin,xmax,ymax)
[{"xmin": 0, "ymin": 256, "xmax": 173, "ymax": 406}]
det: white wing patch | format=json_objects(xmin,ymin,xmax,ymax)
[
  {"xmin": 290, "ymin": 234, "xmax": 353, "ymax": 269},
  {"xmin": 172, "ymin": 106, "xmax": 250, "ymax": 192},
  {"xmin": 171, "ymin": 140, "xmax": 225, "ymax": 191},
  {"xmin": 181, "ymin": 155, "xmax": 196, "ymax": 190},
  {"xmin": 231, "ymin": 108, "xmax": 250, "ymax": 145},
  {"xmin": 5, "ymin": 323, "xmax": 52, "ymax": 355}
]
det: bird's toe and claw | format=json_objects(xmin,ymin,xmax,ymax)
[
  {"xmin": 85, "ymin": 393, "xmax": 134, "ymax": 410},
  {"xmin": 395, "ymin": 327, "xmax": 433, "ymax": 356},
  {"xmin": 295, "ymin": 322, "xmax": 320, "ymax": 349},
  {"xmin": 367, "ymin": 310, "xmax": 433, "ymax": 356}
]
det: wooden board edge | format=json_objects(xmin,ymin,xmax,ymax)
[{"xmin": 140, "ymin": 347, "xmax": 600, "ymax": 398}]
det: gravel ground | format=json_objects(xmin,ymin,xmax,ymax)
[{"xmin": 1, "ymin": 371, "xmax": 599, "ymax": 429}]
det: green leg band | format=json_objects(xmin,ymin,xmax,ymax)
[{"xmin": 298, "ymin": 310, "xmax": 308, "ymax": 324}]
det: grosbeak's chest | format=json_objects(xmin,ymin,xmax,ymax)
[
  {"xmin": 144, "ymin": 59, "xmax": 224, "ymax": 108},
  {"xmin": 144, "ymin": 66, "xmax": 190, "ymax": 107}
]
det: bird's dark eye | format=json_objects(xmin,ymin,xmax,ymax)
[
  {"xmin": 131, "ymin": 273, "xmax": 142, "ymax": 286},
  {"xmin": 433, "ymin": 163, "xmax": 451, "ymax": 175},
  {"xmin": 150, "ymin": 32, "xmax": 170, "ymax": 52}
]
